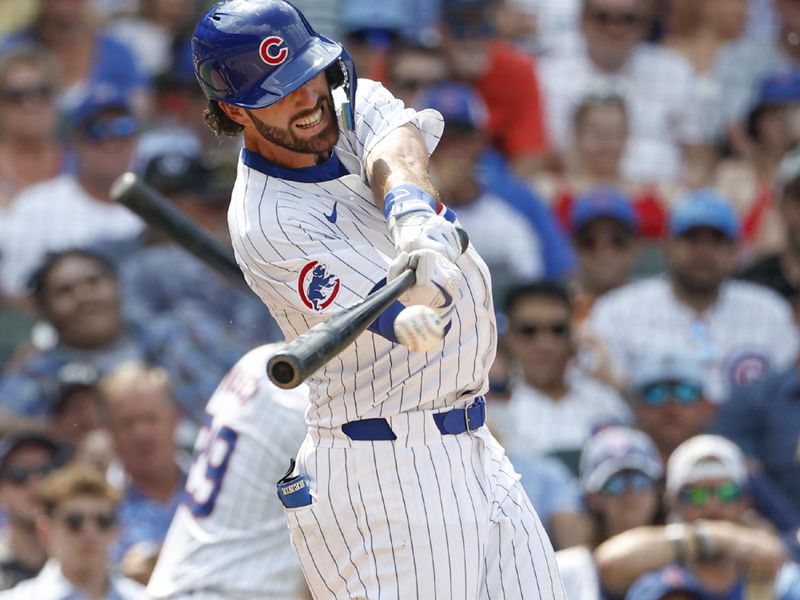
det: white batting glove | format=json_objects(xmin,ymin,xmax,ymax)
[
  {"xmin": 387, "ymin": 249, "xmax": 462, "ymax": 314},
  {"xmin": 388, "ymin": 211, "xmax": 464, "ymax": 263}
]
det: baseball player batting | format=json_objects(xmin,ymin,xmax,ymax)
[
  {"xmin": 190, "ymin": 1, "xmax": 566, "ymax": 597},
  {"xmin": 147, "ymin": 344, "xmax": 310, "ymax": 599}
]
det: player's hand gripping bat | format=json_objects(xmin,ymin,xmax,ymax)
[{"xmin": 109, "ymin": 171, "xmax": 468, "ymax": 391}]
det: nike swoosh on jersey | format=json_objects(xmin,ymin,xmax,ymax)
[
  {"xmin": 325, "ymin": 202, "xmax": 338, "ymax": 223},
  {"xmin": 433, "ymin": 281, "xmax": 453, "ymax": 309}
]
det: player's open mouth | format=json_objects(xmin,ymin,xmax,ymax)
[{"xmin": 295, "ymin": 106, "xmax": 324, "ymax": 130}]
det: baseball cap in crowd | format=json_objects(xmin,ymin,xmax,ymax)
[
  {"xmin": 341, "ymin": 1, "xmax": 409, "ymax": 44},
  {"xmin": 441, "ymin": 0, "xmax": 496, "ymax": 38},
  {"xmin": 570, "ymin": 186, "xmax": 637, "ymax": 233},
  {"xmin": 0, "ymin": 431, "xmax": 65, "ymax": 480},
  {"xmin": 631, "ymin": 349, "xmax": 705, "ymax": 391},
  {"xmin": 668, "ymin": 189, "xmax": 740, "ymax": 240},
  {"xmin": 580, "ymin": 426, "xmax": 664, "ymax": 494},
  {"xmin": 417, "ymin": 82, "xmax": 488, "ymax": 130},
  {"xmin": 71, "ymin": 85, "xmax": 133, "ymax": 128},
  {"xmin": 53, "ymin": 362, "xmax": 100, "ymax": 414},
  {"xmin": 665, "ymin": 434, "xmax": 748, "ymax": 499},
  {"xmin": 752, "ymin": 69, "xmax": 800, "ymax": 111},
  {"xmin": 142, "ymin": 151, "xmax": 218, "ymax": 200}
]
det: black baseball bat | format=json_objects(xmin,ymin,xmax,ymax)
[
  {"xmin": 267, "ymin": 228, "xmax": 469, "ymax": 389},
  {"xmin": 109, "ymin": 172, "xmax": 246, "ymax": 287}
]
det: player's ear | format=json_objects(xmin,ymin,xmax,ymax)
[{"xmin": 218, "ymin": 102, "xmax": 249, "ymax": 127}]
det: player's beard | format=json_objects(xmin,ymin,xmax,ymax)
[{"xmin": 246, "ymin": 94, "xmax": 339, "ymax": 157}]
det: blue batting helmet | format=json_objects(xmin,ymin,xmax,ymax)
[{"xmin": 192, "ymin": 0, "xmax": 357, "ymax": 126}]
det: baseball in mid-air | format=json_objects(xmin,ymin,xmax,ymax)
[{"xmin": 394, "ymin": 305, "xmax": 446, "ymax": 352}]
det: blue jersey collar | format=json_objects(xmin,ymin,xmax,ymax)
[{"xmin": 242, "ymin": 148, "xmax": 349, "ymax": 182}]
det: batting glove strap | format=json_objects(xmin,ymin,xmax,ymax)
[
  {"xmin": 387, "ymin": 249, "xmax": 463, "ymax": 314},
  {"xmin": 383, "ymin": 184, "xmax": 437, "ymax": 220}
]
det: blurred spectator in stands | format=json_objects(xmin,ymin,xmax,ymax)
[
  {"xmin": 717, "ymin": 0, "xmax": 800, "ymax": 158},
  {"xmin": 0, "ymin": 248, "xmax": 243, "ymax": 423},
  {"xmin": 0, "ymin": 46, "xmax": 63, "ymax": 210},
  {"xmin": 0, "ymin": 463, "xmax": 147, "ymax": 599},
  {"xmin": 420, "ymin": 81, "xmax": 546, "ymax": 303},
  {"xmin": 0, "ymin": 87, "xmax": 143, "ymax": 299},
  {"xmin": 629, "ymin": 349, "xmax": 716, "ymax": 463},
  {"xmin": 0, "ymin": 274, "xmax": 34, "ymax": 371},
  {"xmin": 0, "ymin": 432, "xmax": 67, "ymax": 591},
  {"xmin": 496, "ymin": 281, "xmax": 631, "ymax": 474},
  {"xmin": 440, "ymin": 0, "xmax": 549, "ymax": 178},
  {"xmin": 499, "ymin": 0, "xmax": 583, "ymax": 56},
  {"xmin": 48, "ymin": 363, "xmax": 103, "ymax": 450},
  {"xmin": 712, "ymin": 361, "xmax": 800, "ymax": 515},
  {"xmin": 540, "ymin": 0, "xmax": 711, "ymax": 185},
  {"xmin": 663, "ymin": 0, "xmax": 750, "ymax": 146},
  {"xmin": 716, "ymin": 70, "xmax": 800, "ymax": 258},
  {"xmin": 538, "ymin": 94, "xmax": 669, "ymax": 240},
  {"xmin": 567, "ymin": 186, "xmax": 642, "ymax": 321},
  {"xmin": 556, "ymin": 426, "xmax": 664, "ymax": 599},
  {"xmin": 107, "ymin": 0, "xmax": 197, "ymax": 81},
  {"xmin": 387, "ymin": 41, "xmax": 450, "ymax": 107},
  {"xmin": 99, "ymin": 364, "xmax": 186, "ymax": 564},
  {"xmin": 599, "ymin": 435, "xmax": 788, "ymax": 600},
  {"xmin": 588, "ymin": 189, "xmax": 799, "ymax": 402},
  {"xmin": 340, "ymin": 2, "xmax": 408, "ymax": 79},
  {"xmin": 0, "ymin": 0, "xmax": 149, "ymax": 116},
  {"xmin": 739, "ymin": 147, "xmax": 800, "ymax": 319},
  {"xmin": 118, "ymin": 149, "xmax": 280, "ymax": 345}
]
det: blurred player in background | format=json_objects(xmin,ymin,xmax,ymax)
[{"xmin": 147, "ymin": 344, "xmax": 309, "ymax": 599}]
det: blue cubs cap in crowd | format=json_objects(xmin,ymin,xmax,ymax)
[
  {"xmin": 570, "ymin": 186, "xmax": 637, "ymax": 232},
  {"xmin": 669, "ymin": 188, "xmax": 740, "ymax": 239},
  {"xmin": 631, "ymin": 349, "xmax": 706, "ymax": 391},
  {"xmin": 71, "ymin": 84, "xmax": 133, "ymax": 129},
  {"xmin": 580, "ymin": 426, "xmax": 663, "ymax": 493},
  {"xmin": 625, "ymin": 565, "xmax": 704, "ymax": 600},
  {"xmin": 417, "ymin": 82, "xmax": 488, "ymax": 130},
  {"xmin": 753, "ymin": 69, "xmax": 800, "ymax": 109}
]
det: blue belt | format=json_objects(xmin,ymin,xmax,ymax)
[{"xmin": 341, "ymin": 396, "xmax": 486, "ymax": 441}]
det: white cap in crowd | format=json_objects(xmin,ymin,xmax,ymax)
[{"xmin": 665, "ymin": 435, "xmax": 748, "ymax": 499}]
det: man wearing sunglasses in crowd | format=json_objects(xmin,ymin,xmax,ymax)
[
  {"xmin": 0, "ymin": 85, "xmax": 143, "ymax": 300},
  {"xmin": 599, "ymin": 435, "xmax": 797, "ymax": 600},
  {"xmin": 494, "ymin": 281, "xmax": 631, "ymax": 475},
  {"xmin": 0, "ymin": 432, "xmax": 67, "ymax": 591},
  {"xmin": 0, "ymin": 463, "xmax": 147, "ymax": 599}
]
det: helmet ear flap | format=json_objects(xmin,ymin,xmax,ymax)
[{"xmin": 325, "ymin": 63, "xmax": 345, "ymax": 89}]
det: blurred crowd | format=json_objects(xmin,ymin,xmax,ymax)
[{"xmin": 0, "ymin": 0, "xmax": 800, "ymax": 598}]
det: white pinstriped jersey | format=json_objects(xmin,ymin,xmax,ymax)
[
  {"xmin": 587, "ymin": 277, "xmax": 799, "ymax": 401},
  {"xmin": 228, "ymin": 79, "xmax": 498, "ymax": 428},
  {"xmin": 146, "ymin": 344, "xmax": 309, "ymax": 599}
]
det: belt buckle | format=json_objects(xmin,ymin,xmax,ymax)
[{"xmin": 465, "ymin": 398, "xmax": 479, "ymax": 433}]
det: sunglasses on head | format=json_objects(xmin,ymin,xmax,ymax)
[
  {"xmin": 587, "ymin": 8, "xmax": 644, "ymax": 27},
  {"xmin": 512, "ymin": 321, "xmax": 571, "ymax": 339},
  {"xmin": 3, "ymin": 463, "xmax": 54, "ymax": 485},
  {"xmin": 60, "ymin": 510, "xmax": 117, "ymax": 533},
  {"xmin": 601, "ymin": 470, "xmax": 654, "ymax": 496},
  {"xmin": 83, "ymin": 115, "xmax": 138, "ymax": 142},
  {"xmin": 678, "ymin": 482, "xmax": 743, "ymax": 506},
  {"xmin": 1, "ymin": 84, "xmax": 54, "ymax": 103},
  {"xmin": 640, "ymin": 382, "xmax": 703, "ymax": 406}
]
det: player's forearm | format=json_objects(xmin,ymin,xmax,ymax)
[{"xmin": 366, "ymin": 123, "xmax": 438, "ymax": 210}]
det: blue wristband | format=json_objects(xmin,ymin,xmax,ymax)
[{"xmin": 383, "ymin": 184, "xmax": 437, "ymax": 220}]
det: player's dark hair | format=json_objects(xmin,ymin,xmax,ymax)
[
  {"xmin": 204, "ymin": 100, "xmax": 244, "ymax": 137},
  {"xmin": 28, "ymin": 248, "xmax": 117, "ymax": 305},
  {"xmin": 503, "ymin": 281, "xmax": 573, "ymax": 317}
]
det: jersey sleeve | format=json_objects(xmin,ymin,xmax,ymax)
[{"xmin": 348, "ymin": 79, "xmax": 444, "ymax": 170}]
